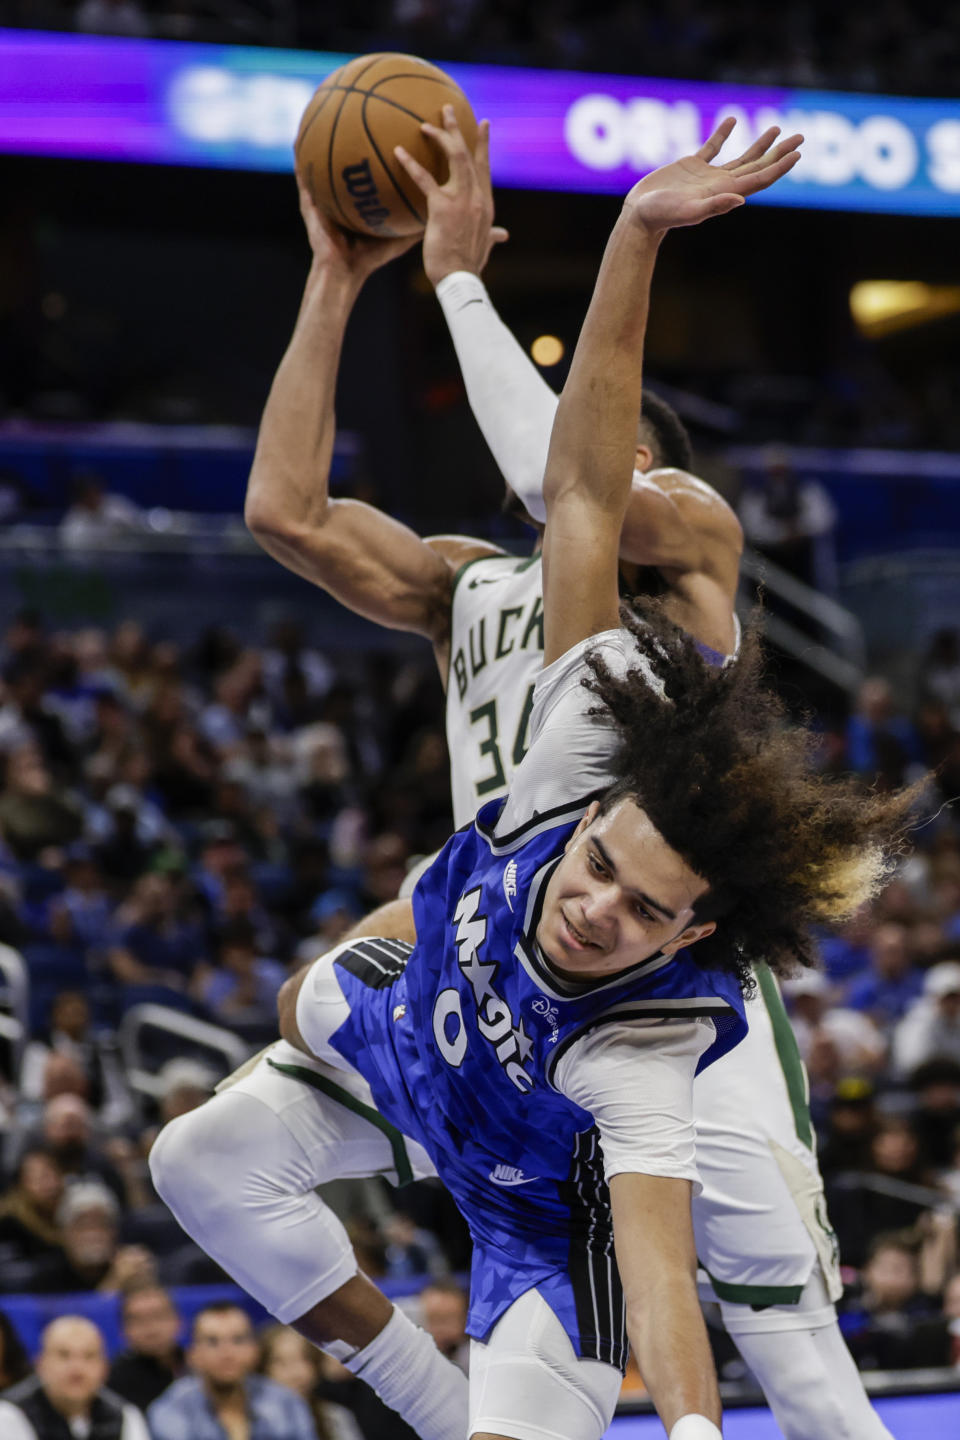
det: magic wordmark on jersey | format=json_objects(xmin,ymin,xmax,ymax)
[{"xmin": 432, "ymin": 885, "xmax": 536, "ymax": 1093}]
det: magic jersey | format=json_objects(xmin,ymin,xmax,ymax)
[{"xmin": 326, "ymin": 630, "xmax": 748, "ymax": 1363}]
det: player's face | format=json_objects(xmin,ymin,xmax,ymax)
[{"xmin": 537, "ymin": 798, "xmax": 715, "ymax": 980}]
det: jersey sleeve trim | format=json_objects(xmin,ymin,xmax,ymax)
[
  {"xmin": 544, "ymin": 999, "xmax": 734, "ymax": 1090},
  {"xmin": 450, "ymin": 553, "xmax": 502, "ymax": 598},
  {"xmin": 476, "ymin": 791, "xmax": 605, "ymax": 853}
]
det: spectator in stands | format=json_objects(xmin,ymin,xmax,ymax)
[
  {"xmin": 0, "ymin": 1308, "xmax": 30, "ymax": 1390},
  {"xmin": 92, "ymin": 784, "xmax": 161, "ymax": 884},
  {"xmin": 846, "ymin": 921, "xmax": 924, "ymax": 1027},
  {"xmin": 46, "ymin": 844, "xmax": 114, "ymax": 950},
  {"xmin": 198, "ymin": 653, "xmax": 268, "ymax": 759},
  {"xmin": 263, "ymin": 619, "xmax": 332, "ymax": 701},
  {"xmin": 107, "ymin": 872, "xmax": 202, "ymax": 999},
  {"xmin": 258, "ymin": 1325, "xmax": 363, "ymax": 1440},
  {"xmin": 0, "ymin": 652, "xmax": 73, "ymax": 776},
  {"xmin": 905, "ymin": 1268, "xmax": 960, "ymax": 1367},
  {"xmin": 0, "ymin": 742, "xmax": 82, "ymax": 860},
  {"xmin": 893, "ymin": 959, "xmax": 960, "ymax": 1075},
  {"xmin": 910, "ymin": 1058, "xmax": 960, "ymax": 1169},
  {"xmin": 37, "ymin": 1094, "xmax": 128, "ymax": 1205},
  {"xmin": 0, "ymin": 1315, "xmax": 149, "ymax": 1440},
  {"xmin": 840, "ymin": 1233, "xmax": 941, "ymax": 1371},
  {"xmin": 31, "ymin": 1182, "xmax": 156, "ymax": 1294},
  {"xmin": 224, "ymin": 722, "xmax": 302, "ymax": 830},
  {"xmin": 147, "ymin": 1302, "xmax": 315, "ymax": 1440},
  {"xmin": 816, "ymin": 1076, "xmax": 879, "ymax": 1175},
  {"xmin": 19, "ymin": 992, "xmax": 133, "ymax": 1131},
  {"xmin": 784, "ymin": 969, "xmax": 888, "ymax": 1075},
  {"xmin": 829, "ymin": 1115, "xmax": 941, "ymax": 1266},
  {"xmin": 845, "ymin": 676, "xmax": 924, "ymax": 790},
  {"xmin": 417, "ymin": 1279, "xmax": 469, "ymax": 1375},
  {"xmin": 0, "ymin": 1148, "xmax": 64, "ymax": 1278},
  {"xmin": 155, "ymin": 1059, "xmax": 216, "ymax": 1128},
  {"xmin": 191, "ymin": 823, "xmax": 248, "ymax": 911},
  {"xmin": 919, "ymin": 628, "xmax": 960, "ymax": 729},
  {"xmin": 60, "ymin": 473, "xmax": 147, "ymax": 553},
  {"xmin": 109, "ymin": 1284, "xmax": 185, "ymax": 1411},
  {"xmin": 737, "ymin": 448, "xmax": 838, "ymax": 592},
  {"xmin": 295, "ymin": 890, "xmax": 361, "ymax": 964},
  {"xmin": 195, "ymin": 918, "xmax": 285, "ymax": 1040},
  {"xmin": 14, "ymin": 1053, "xmax": 91, "ymax": 1135}
]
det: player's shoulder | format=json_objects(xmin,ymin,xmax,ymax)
[
  {"xmin": 645, "ymin": 469, "xmax": 743, "ymax": 545},
  {"xmin": 424, "ymin": 534, "xmax": 508, "ymax": 574}
]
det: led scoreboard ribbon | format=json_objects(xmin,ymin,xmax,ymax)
[{"xmin": 3, "ymin": 29, "xmax": 960, "ymax": 214}]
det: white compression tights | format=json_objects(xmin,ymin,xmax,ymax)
[
  {"xmin": 149, "ymin": 1062, "xmax": 469, "ymax": 1440},
  {"xmin": 720, "ymin": 1273, "xmax": 894, "ymax": 1440}
]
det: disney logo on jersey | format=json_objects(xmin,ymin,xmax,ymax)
[
  {"xmin": 503, "ymin": 860, "xmax": 518, "ymax": 911},
  {"xmin": 432, "ymin": 886, "xmax": 535, "ymax": 1093},
  {"xmin": 488, "ymin": 1163, "xmax": 540, "ymax": 1187},
  {"xmin": 531, "ymin": 995, "xmax": 560, "ymax": 1045}
]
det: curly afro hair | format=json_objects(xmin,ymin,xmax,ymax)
[{"xmin": 584, "ymin": 602, "xmax": 920, "ymax": 990}]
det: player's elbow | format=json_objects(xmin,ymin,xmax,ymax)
[{"xmin": 244, "ymin": 487, "xmax": 294, "ymax": 545}]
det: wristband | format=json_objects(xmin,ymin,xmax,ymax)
[
  {"xmin": 669, "ymin": 1417, "xmax": 723, "ymax": 1440},
  {"xmin": 435, "ymin": 269, "xmax": 490, "ymax": 313}
]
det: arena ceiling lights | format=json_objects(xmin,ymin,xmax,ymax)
[
  {"xmin": 3, "ymin": 29, "xmax": 960, "ymax": 216},
  {"xmin": 849, "ymin": 281, "xmax": 960, "ymax": 338}
]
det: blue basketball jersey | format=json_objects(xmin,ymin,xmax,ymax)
[{"xmin": 329, "ymin": 794, "xmax": 746, "ymax": 1366}]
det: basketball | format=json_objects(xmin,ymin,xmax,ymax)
[{"xmin": 295, "ymin": 53, "xmax": 478, "ymax": 239}]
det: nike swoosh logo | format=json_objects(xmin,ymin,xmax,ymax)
[
  {"xmin": 468, "ymin": 576, "xmax": 501, "ymax": 588},
  {"xmin": 488, "ymin": 1173, "xmax": 541, "ymax": 1187}
]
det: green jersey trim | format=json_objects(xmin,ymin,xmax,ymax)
[
  {"xmin": 755, "ymin": 962, "xmax": 814, "ymax": 1151},
  {"xmin": 266, "ymin": 1058, "xmax": 414, "ymax": 1187},
  {"xmin": 702, "ymin": 1266, "xmax": 804, "ymax": 1307},
  {"xmin": 450, "ymin": 553, "xmax": 499, "ymax": 599}
]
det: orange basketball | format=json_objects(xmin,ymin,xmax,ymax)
[{"xmin": 295, "ymin": 53, "xmax": 478, "ymax": 239}]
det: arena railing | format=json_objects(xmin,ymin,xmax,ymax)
[
  {"xmin": 117, "ymin": 1003, "xmax": 252, "ymax": 1108},
  {"xmin": 0, "ymin": 943, "xmax": 28, "ymax": 1081},
  {"xmin": 738, "ymin": 545, "xmax": 867, "ymax": 694}
]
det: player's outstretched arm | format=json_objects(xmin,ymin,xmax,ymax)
[
  {"xmin": 611, "ymin": 1173, "xmax": 722, "ymax": 1438},
  {"xmin": 395, "ymin": 107, "xmax": 560, "ymax": 520},
  {"xmin": 611, "ymin": 1173, "xmax": 722, "ymax": 1437},
  {"xmin": 245, "ymin": 181, "xmax": 458, "ymax": 642},
  {"xmin": 541, "ymin": 120, "xmax": 801, "ymax": 667}
]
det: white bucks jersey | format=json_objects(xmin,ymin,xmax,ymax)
[{"xmin": 446, "ymin": 553, "xmax": 544, "ymax": 828}]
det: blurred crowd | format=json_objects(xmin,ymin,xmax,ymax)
[
  {"xmin": 0, "ymin": 593, "xmax": 959, "ymax": 1416},
  {"xmin": 0, "ymin": 1285, "xmax": 471, "ymax": 1439},
  {"xmin": 3, "ymin": 0, "xmax": 958, "ymax": 97}
]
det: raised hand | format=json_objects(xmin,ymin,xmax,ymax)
[
  {"xmin": 295, "ymin": 171, "xmax": 418, "ymax": 284},
  {"xmin": 625, "ymin": 118, "xmax": 803, "ymax": 234},
  {"xmin": 393, "ymin": 105, "xmax": 509, "ymax": 287}
]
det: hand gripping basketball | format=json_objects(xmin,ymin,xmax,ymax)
[{"xmin": 295, "ymin": 53, "xmax": 479, "ymax": 239}]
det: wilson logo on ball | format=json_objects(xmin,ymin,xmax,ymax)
[
  {"xmin": 295, "ymin": 52, "xmax": 478, "ymax": 238},
  {"xmin": 341, "ymin": 160, "xmax": 390, "ymax": 229}
]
